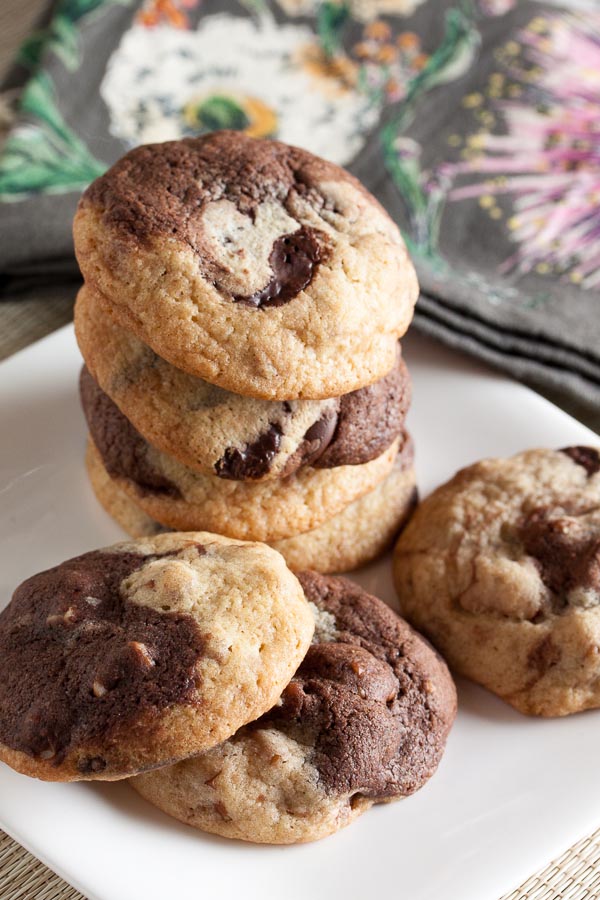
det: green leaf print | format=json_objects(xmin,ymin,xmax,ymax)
[
  {"xmin": 17, "ymin": 0, "xmax": 131, "ymax": 73},
  {"xmin": 317, "ymin": 1, "xmax": 351, "ymax": 59},
  {"xmin": 17, "ymin": 32, "xmax": 48, "ymax": 71},
  {"xmin": 381, "ymin": 7, "xmax": 480, "ymax": 262},
  {"xmin": 187, "ymin": 96, "xmax": 251, "ymax": 133},
  {"xmin": 0, "ymin": 72, "xmax": 106, "ymax": 200}
]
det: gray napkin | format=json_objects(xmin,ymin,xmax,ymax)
[{"xmin": 1, "ymin": 0, "xmax": 599, "ymax": 420}]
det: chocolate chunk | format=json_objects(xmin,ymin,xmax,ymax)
[
  {"xmin": 80, "ymin": 367, "xmax": 181, "ymax": 498},
  {"xmin": 527, "ymin": 636, "xmax": 562, "ymax": 676},
  {"xmin": 314, "ymin": 351, "xmax": 411, "ymax": 469},
  {"xmin": 560, "ymin": 446, "xmax": 600, "ymax": 477},
  {"xmin": 518, "ymin": 507, "xmax": 600, "ymax": 606},
  {"xmin": 234, "ymin": 227, "xmax": 324, "ymax": 308},
  {"xmin": 281, "ymin": 349, "xmax": 411, "ymax": 477},
  {"xmin": 280, "ymin": 407, "xmax": 340, "ymax": 477},
  {"xmin": 215, "ymin": 424, "xmax": 282, "ymax": 480},
  {"xmin": 300, "ymin": 412, "xmax": 339, "ymax": 465},
  {"xmin": 0, "ymin": 548, "xmax": 205, "ymax": 764},
  {"xmin": 257, "ymin": 571, "xmax": 455, "ymax": 800},
  {"xmin": 78, "ymin": 756, "xmax": 107, "ymax": 775}
]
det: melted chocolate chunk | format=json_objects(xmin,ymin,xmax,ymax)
[
  {"xmin": 279, "ymin": 348, "xmax": 412, "ymax": 478},
  {"xmin": 256, "ymin": 571, "xmax": 456, "ymax": 800},
  {"xmin": 300, "ymin": 412, "xmax": 339, "ymax": 465},
  {"xmin": 80, "ymin": 367, "xmax": 181, "ymax": 498},
  {"xmin": 234, "ymin": 227, "xmax": 323, "ymax": 308},
  {"xmin": 0, "ymin": 548, "xmax": 205, "ymax": 765},
  {"xmin": 280, "ymin": 408, "xmax": 340, "ymax": 477},
  {"xmin": 215, "ymin": 424, "xmax": 282, "ymax": 480},
  {"xmin": 560, "ymin": 446, "xmax": 600, "ymax": 477},
  {"xmin": 314, "ymin": 351, "xmax": 411, "ymax": 469},
  {"xmin": 518, "ymin": 507, "xmax": 600, "ymax": 606},
  {"xmin": 527, "ymin": 636, "xmax": 562, "ymax": 676}
]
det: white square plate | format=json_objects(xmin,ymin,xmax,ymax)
[{"xmin": 1, "ymin": 325, "xmax": 599, "ymax": 900}]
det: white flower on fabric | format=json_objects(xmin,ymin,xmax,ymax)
[
  {"xmin": 277, "ymin": 0, "xmax": 426, "ymax": 22},
  {"xmin": 477, "ymin": 0, "xmax": 516, "ymax": 15},
  {"xmin": 100, "ymin": 14, "xmax": 380, "ymax": 165}
]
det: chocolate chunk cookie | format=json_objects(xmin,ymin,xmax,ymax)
[
  {"xmin": 75, "ymin": 287, "xmax": 411, "ymax": 480},
  {"xmin": 86, "ymin": 432, "xmax": 417, "ymax": 573},
  {"xmin": 82, "ymin": 378, "xmax": 399, "ymax": 541},
  {"xmin": 130, "ymin": 572, "xmax": 456, "ymax": 843},
  {"xmin": 394, "ymin": 447, "xmax": 600, "ymax": 716},
  {"xmin": 0, "ymin": 534, "xmax": 313, "ymax": 781},
  {"xmin": 73, "ymin": 132, "xmax": 418, "ymax": 400}
]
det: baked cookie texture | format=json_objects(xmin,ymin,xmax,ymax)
[
  {"xmin": 0, "ymin": 534, "xmax": 313, "ymax": 781},
  {"xmin": 75, "ymin": 288, "xmax": 411, "ymax": 480},
  {"xmin": 274, "ymin": 446, "xmax": 416, "ymax": 571},
  {"xmin": 82, "ymin": 374, "xmax": 399, "ymax": 540},
  {"xmin": 86, "ymin": 434, "xmax": 418, "ymax": 574},
  {"xmin": 73, "ymin": 131, "xmax": 418, "ymax": 400},
  {"xmin": 393, "ymin": 446, "xmax": 600, "ymax": 717},
  {"xmin": 130, "ymin": 571, "xmax": 456, "ymax": 843}
]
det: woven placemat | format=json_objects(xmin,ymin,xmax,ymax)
[
  {"xmin": 0, "ymin": 294, "xmax": 76, "ymax": 361},
  {"xmin": 0, "ymin": 832, "xmax": 83, "ymax": 900},
  {"xmin": 502, "ymin": 829, "xmax": 600, "ymax": 900}
]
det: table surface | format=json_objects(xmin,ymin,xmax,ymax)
[{"xmin": 1, "ymin": 2, "xmax": 600, "ymax": 896}]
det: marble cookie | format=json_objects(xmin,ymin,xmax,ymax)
[
  {"xmin": 76, "ymin": 288, "xmax": 411, "ymax": 480},
  {"xmin": 0, "ymin": 533, "xmax": 313, "ymax": 780},
  {"xmin": 131, "ymin": 571, "xmax": 456, "ymax": 843},
  {"xmin": 74, "ymin": 132, "xmax": 418, "ymax": 400},
  {"xmin": 394, "ymin": 446, "xmax": 600, "ymax": 716}
]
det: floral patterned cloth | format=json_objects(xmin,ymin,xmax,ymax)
[{"xmin": 1, "ymin": 0, "xmax": 599, "ymax": 414}]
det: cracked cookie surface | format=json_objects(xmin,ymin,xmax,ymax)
[
  {"xmin": 393, "ymin": 446, "xmax": 600, "ymax": 716},
  {"xmin": 130, "ymin": 571, "xmax": 456, "ymax": 843},
  {"xmin": 73, "ymin": 131, "xmax": 418, "ymax": 399},
  {"xmin": 0, "ymin": 533, "xmax": 313, "ymax": 781}
]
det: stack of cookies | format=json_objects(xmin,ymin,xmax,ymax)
[
  {"xmin": 73, "ymin": 131, "xmax": 420, "ymax": 573},
  {"xmin": 0, "ymin": 533, "xmax": 456, "ymax": 842}
]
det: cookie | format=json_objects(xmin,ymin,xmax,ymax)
[
  {"xmin": 276, "ymin": 442, "xmax": 417, "ymax": 571},
  {"xmin": 73, "ymin": 132, "xmax": 418, "ymax": 400},
  {"xmin": 81, "ymin": 382, "xmax": 399, "ymax": 541},
  {"xmin": 0, "ymin": 534, "xmax": 313, "ymax": 781},
  {"xmin": 130, "ymin": 571, "xmax": 456, "ymax": 843},
  {"xmin": 87, "ymin": 434, "xmax": 418, "ymax": 573},
  {"xmin": 393, "ymin": 446, "xmax": 600, "ymax": 717},
  {"xmin": 75, "ymin": 288, "xmax": 411, "ymax": 480}
]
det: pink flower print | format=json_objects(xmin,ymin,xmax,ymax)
[{"xmin": 444, "ymin": 13, "xmax": 600, "ymax": 289}]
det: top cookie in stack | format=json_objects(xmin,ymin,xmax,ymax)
[
  {"xmin": 74, "ymin": 131, "xmax": 419, "ymax": 572},
  {"xmin": 74, "ymin": 130, "xmax": 417, "ymax": 399}
]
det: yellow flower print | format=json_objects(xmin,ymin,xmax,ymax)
[
  {"xmin": 350, "ymin": 21, "xmax": 428, "ymax": 102},
  {"xmin": 296, "ymin": 43, "xmax": 359, "ymax": 94}
]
